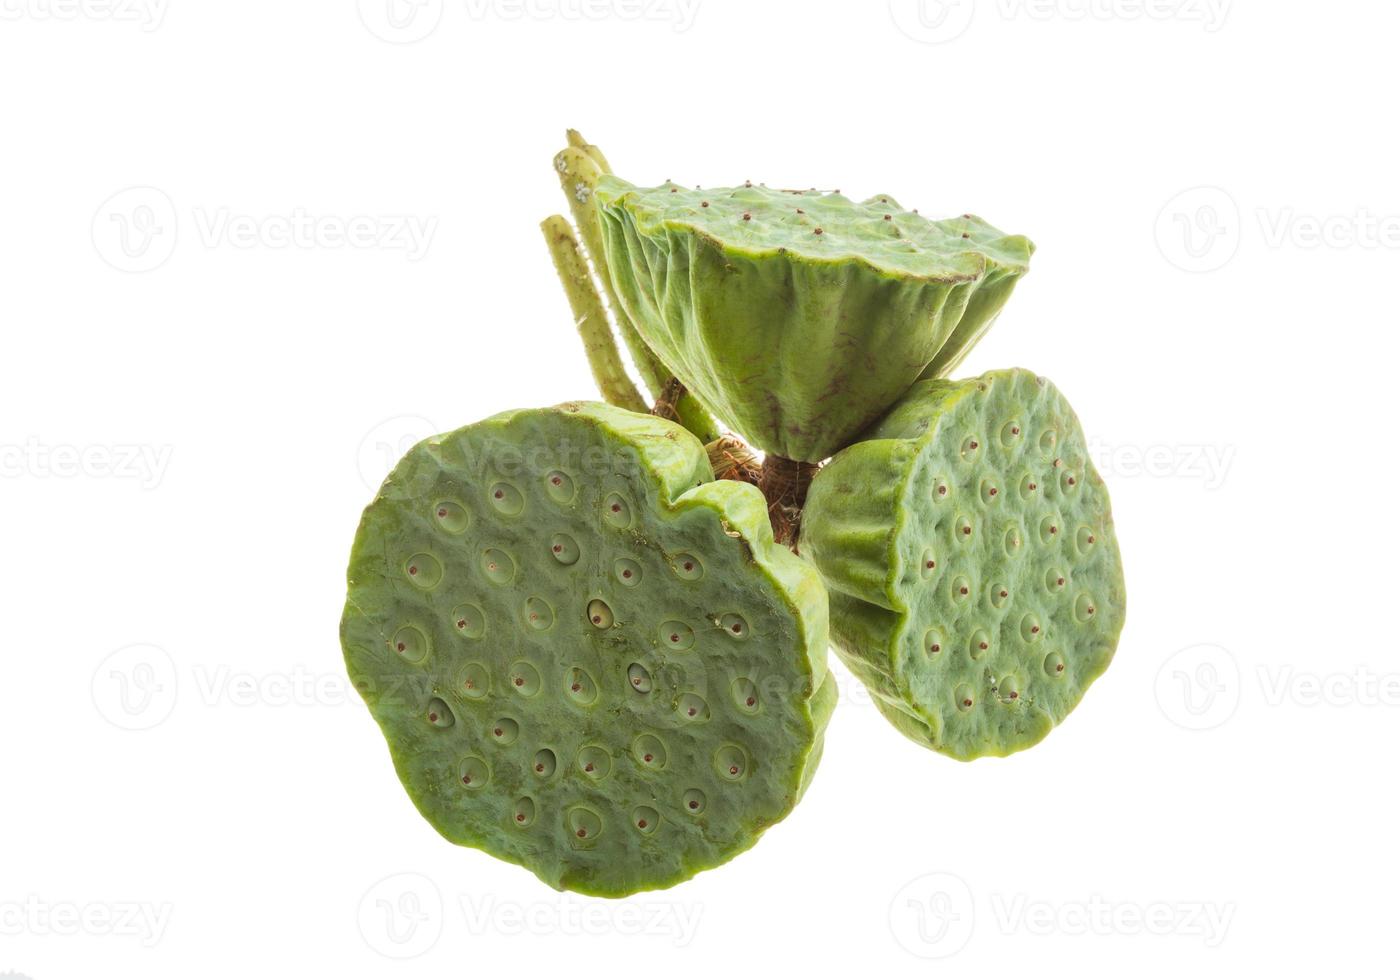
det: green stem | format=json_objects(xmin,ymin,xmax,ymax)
[
  {"xmin": 540, "ymin": 215, "xmax": 648, "ymax": 414},
  {"xmin": 566, "ymin": 128, "xmax": 611, "ymax": 174}
]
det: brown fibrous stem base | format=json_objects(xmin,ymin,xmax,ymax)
[
  {"xmin": 758, "ymin": 454, "xmax": 820, "ymax": 550},
  {"xmin": 651, "ymin": 377, "xmax": 686, "ymax": 423},
  {"xmin": 706, "ymin": 436, "xmax": 762, "ymax": 487}
]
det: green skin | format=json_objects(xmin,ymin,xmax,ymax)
[
  {"xmin": 800, "ymin": 369, "xmax": 1125, "ymax": 760},
  {"xmin": 341, "ymin": 402, "xmax": 835, "ymax": 896},
  {"xmin": 595, "ymin": 176, "xmax": 1034, "ymax": 463}
]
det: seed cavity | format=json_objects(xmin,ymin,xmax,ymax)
[
  {"xmin": 954, "ymin": 684, "xmax": 975, "ymax": 711},
  {"xmin": 460, "ymin": 662, "xmax": 489, "ymax": 699},
  {"xmin": 633, "ymin": 734, "xmax": 668, "ymax": 769},
  {"xmin": 550, "ymin": 533, "xmax": 580, "ymax": 565},
  {"xmin": 564, "ymin": 667, "xmax": 598, "ymax": 706},
  {"xmin": 432, "ymin": 501, "xmax": 469, "ymax": 533},
  {"xmin": 627, "ymin": 662, "xmax": 653, "ymax": 693},
  {"xmin": 1003, "ymin": 526, "xmax": 1024, "ymax": 555},
  {"xmin": 677, "ymin": 693, "xmax": 710, "ymax": 722},
  {"xmin": 673, "ymin": 553, "xmax": 704, "ymax": 581},
  {"xmin": 1076, "ymin": 526, "xmax": 1098, "ymax": 554},
  {"xmin": 426, "ymin": 698, "xmax": 454, "ymax": 728},
  {"xmin": 660, "ymin": 621, "xmax": 695, "ymax": 651},
  {"xmin": 732, "ymin": 677, "xmax": 760, "ymax": 711},
  {"xmin": 403, "ymin": 553, "xmax": 443, "ymax": 589},
  {"xmin": 481, "ymin": 548, "xmax": 515, "ymax": 585},
  {"xmin": 683, "ymin": 789, "xmax": 707, "ymax": 814},
  {"xmin": 459, "ymin": 756, "xmax": 489, "ymax": 789},
  {"xmin": 391, "ymin": 626, "xmax": 428, "ymax": 663},
  {"xmin": 577, "ymin": 745, "xmax": 611, "ymax": 780},
  {"xmin": 614, "ymin": 558, "xmax": 643, "ymax": 587},
  {"xmin": 923, "ymin": 628, "xmax": 944, "ymax": 657},
  {"xmin": 567, "ymin": 806, "xmax": 601, "ymax": 841},
  {"xmin": 1020, "ymin": 614, "xmax": 1042, "ymax": 642},
  {"xmin": 508, "ymin": 661, "xmax": 541, "ymax": 697},
  {"xmin": 603, "ymin": 493, "xmax": 632, "ymax": 528},
  {"xmin": 489, "ymin": 482, "xmax": 524, "ymax": 516},
  {"xmin": 545, "ymin": 471, "xmax": 575, "ymax": 504},
  {"xmin": 715, "ymin": 744, "xmax": 748, "ymax": 781},
  {"xmin": 632, "ymin": 805, "xmax": 660, "ymax": 834},
  {"xmin": 969, "ymin": 629, "xmax": 990, "ymax": 660},
  {"xmin": 451, "ymin": 603, "xmax": 486, "ymax": 639},
  {"xmin": 720, "ymin": 614, "xmax": 749, "ymax": 638},
  {"xmin": 587, "ymin": 598, "xmax": 614, "ymax": 628},
  {"xmin": 951, "ymin": 576, "xmax": 972, "ymax": 602},
  {"xmin": 523, "ymin": 596, "xmax": 555, "ymax": 631},
  {"xmin": 1074, "ymin": 594, "xmax": 1097, "ymax": 622},
  {"xmin": 532, "ymin": 748, "xmax": 557, "ymax": 778}
]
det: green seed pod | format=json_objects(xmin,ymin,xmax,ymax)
[
  {"xmin": 801, "ymin": 369, "xmax": 1124, "ymax": 760},
  {"xmin": 341, "ymin": 401, "xmax": 835, "ymax": 896},
  {"xmin": 595, "ymin": 177, "xmax": 1033, "ymax": 462}
]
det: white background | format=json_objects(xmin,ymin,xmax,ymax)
[{"xmin": 1, "ymin": 1, "xmax": 1394, "ymax": 976}]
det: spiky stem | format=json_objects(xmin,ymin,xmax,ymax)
[
  {"xmin": 540, "ymin": 215, "xmax": 648, "ymax": 414},
  {"xmin": 553, "ymin": 136, "xmax": 718, "ymax": 443},
  {"xmin": 758, "ymin": 455, "xmax": 820, "ymax": 550},
  {"xmin": 566, "ymin": 128, "xmax": 611, "ymax": 174}
]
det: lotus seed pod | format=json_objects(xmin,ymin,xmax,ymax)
[
  {"xmin": 595, "ymin": 176, "xmax": 1034, "ymax": 463},
  {"xmin": 341, "ymin": 401, "xmax": 835, "ymax": 896},
  {"xmin": 800, "ymin": 369, "xmax": 1124, "ymax": 760}
]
